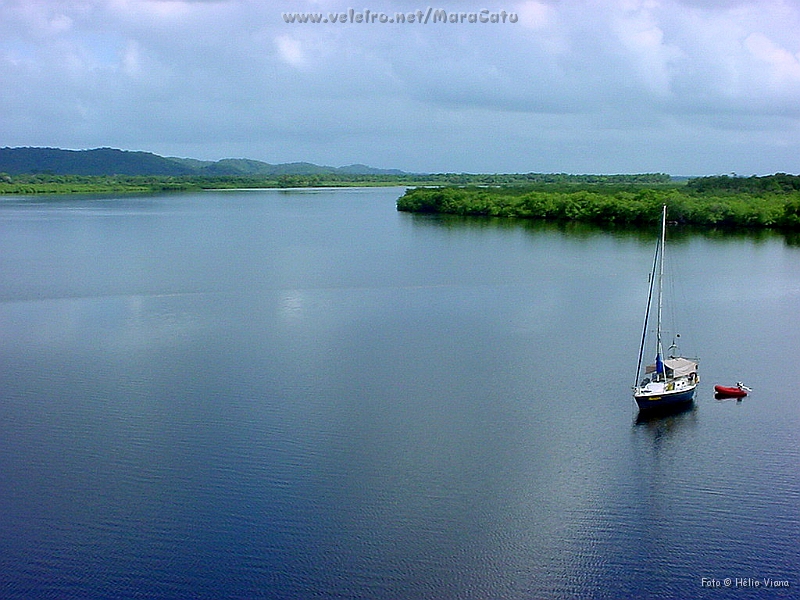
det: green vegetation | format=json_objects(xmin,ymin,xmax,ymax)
[
  {"xmin": 5, "ymin": 163, "xmax": 800, "ymax": 233},
  {"xmin": 0, "ymin": 146, "xmax": 676, "ymax": 195},
  {"xmin": 0, "ymin": 171, "xmax": 676, "ymax": 195},
  {"xmin": 0, "ymin": 172, "xmax": 441, "ymax": 194},
  {"xmin": 686, "ymin": 173, "xmax": 800, "ymax": 194},
  {"xmin": 0, "ymin": 174, "xmax": 194, "ymax": 194},
  {"xmin": 396, "ymin": 174, "xmax": 800, "ymax": 231}
]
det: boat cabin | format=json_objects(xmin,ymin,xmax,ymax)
[{"xmin": 642, "ymin": 357, "xmax": 698, "ymax": 385}]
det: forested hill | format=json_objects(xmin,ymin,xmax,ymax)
[
  {"xmin": 0, "ymin": 147, "xmax": 193, "ymax": 176},
  {"xmin": 0, "ymin": 147, "xmax": 405, "ymax": 177}
]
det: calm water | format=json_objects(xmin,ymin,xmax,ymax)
[{"xmin": 0, "ymin": 188, "xmax": 798, "ymax": 599}]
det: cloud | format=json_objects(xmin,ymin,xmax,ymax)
[
  {"xmin": 0, "ymin": 0, "xmax": 798, "ymax": 174},
  {"xmin": 608, "ymin": 3, "xmax": 683, "ymax": 97},
  {"xmin": 275, "ymin": 35, "xmax": 306, "ymax": 69},
  {"xmin": 744, "ymin": 32, "xmax": 800, "ymax": 88},
  {"xmin": 517, "ymin": 1, "xmax": 555, "ymax": 30},
  {"xmin": 105, "ymin": 0, "xmax": 197, "ymax": 24}
]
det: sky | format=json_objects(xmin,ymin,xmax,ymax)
[{"xmin": 1, "ymin": 0, "xmax": 799, "ymax": 175}]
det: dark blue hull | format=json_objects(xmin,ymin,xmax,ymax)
[{"xmin": 634, "ymin": 387, "xmax": 696, "ymax": 411}]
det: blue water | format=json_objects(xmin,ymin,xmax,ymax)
[{"xmin": 0, "ymin": 188, "xmax": 798, "ymax": 598}]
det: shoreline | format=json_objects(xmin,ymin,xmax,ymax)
[{"xmin": 396, "ymin": 176, "xmax": 800, "ymax": 231}]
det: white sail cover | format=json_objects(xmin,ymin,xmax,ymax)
[{"xmin": 664, "ymin": 357, "xmax": 697, "ymax": 376}]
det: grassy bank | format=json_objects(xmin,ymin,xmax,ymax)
[{"xmin": 396, "ymin": 174, "xmax": 800, "ymax": 230}]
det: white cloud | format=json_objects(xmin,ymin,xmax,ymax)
[
  {"xmin": 275, "ymin": 34, "xmax": 306, "ymax": 68},
  {"xmin": 516, "ymin": 1, "xmax": 555, "ymax": 30},
  {"xmin": 610, "ymin": 3, "xmax": 684, "ymax": 97},
  {"xmin": 744, "ymin": 32, "xmax": 800, "ymax": 88}
]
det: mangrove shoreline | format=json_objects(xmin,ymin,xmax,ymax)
[{"xmin": 396, "ymin": 174, "xmax": 800, "ymax": 231}]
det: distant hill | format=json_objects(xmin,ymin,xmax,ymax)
[
  {"xmin": 0, "ymin": 147, "xmax": 194, "ymax": 176},
  {"xmin": 0, "ymin": 147, "xmax": 407, "ymax": 177},
  {"xmin": 336, "ymin": 163, "xmax": 405, "ymax": 176}
]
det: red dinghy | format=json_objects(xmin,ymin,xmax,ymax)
[{"xmin": 714, "ymin": 382, "xmax": 751, "ymax": 398}]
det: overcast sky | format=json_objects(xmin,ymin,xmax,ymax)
[{"xmin": 2, "ymin": 0, "xmax": 799, "ymax": 174}]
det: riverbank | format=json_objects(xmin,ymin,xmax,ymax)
[
  {"xmin": 0, "ymin": 172, "xmax": 673, "ymax": 195},
  {"xmin": 0, "ymin": 172, "xmax": 656, "ymax": 194},
  {"xmin": 0, "ymin": 174, "xmax": 401, "ymax": 194},
  {"xmin": 396, "ymin": 174, "xmax": 800, "ymax": 230}
]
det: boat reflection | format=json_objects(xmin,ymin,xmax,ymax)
[
  {"xmin": 635, "ymin": 400, "xmax": 696, "ymax": 425},
  {"xmin": 633, "ymin": 400, "xmax": 698, "ymax": 452}
]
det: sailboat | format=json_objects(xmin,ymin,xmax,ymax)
[{"xmin": 633, "ymin": 205, "xmax": 699, "ymax": 411}]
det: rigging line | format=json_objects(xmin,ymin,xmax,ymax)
[{"xmin": 635, "ymin": 222, "xmax": 661, "ymax": 389}]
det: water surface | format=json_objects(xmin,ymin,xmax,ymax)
[{"xmin": 0, "ymin": 188, "xmax": 798, "ymax": 598}]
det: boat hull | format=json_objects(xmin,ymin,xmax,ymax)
[
  {"xmin": 714, "ymin": 385, "xmax": 748, "ymax": 398},
  {"xmin": 634, "ymin": 386, "xmax": 696, "ymax": 410}
]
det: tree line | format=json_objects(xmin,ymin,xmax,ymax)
[
  {"xmin": 0, "ymin": 173, "xmax": 391, "ymax": 193},
  {"xmin": 396, "ymin": 174, "xmax": 800, "ymax": 230},
  {"xmin": 0, "ymin": 171, "xmax": 674, "ymax": 194}
]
